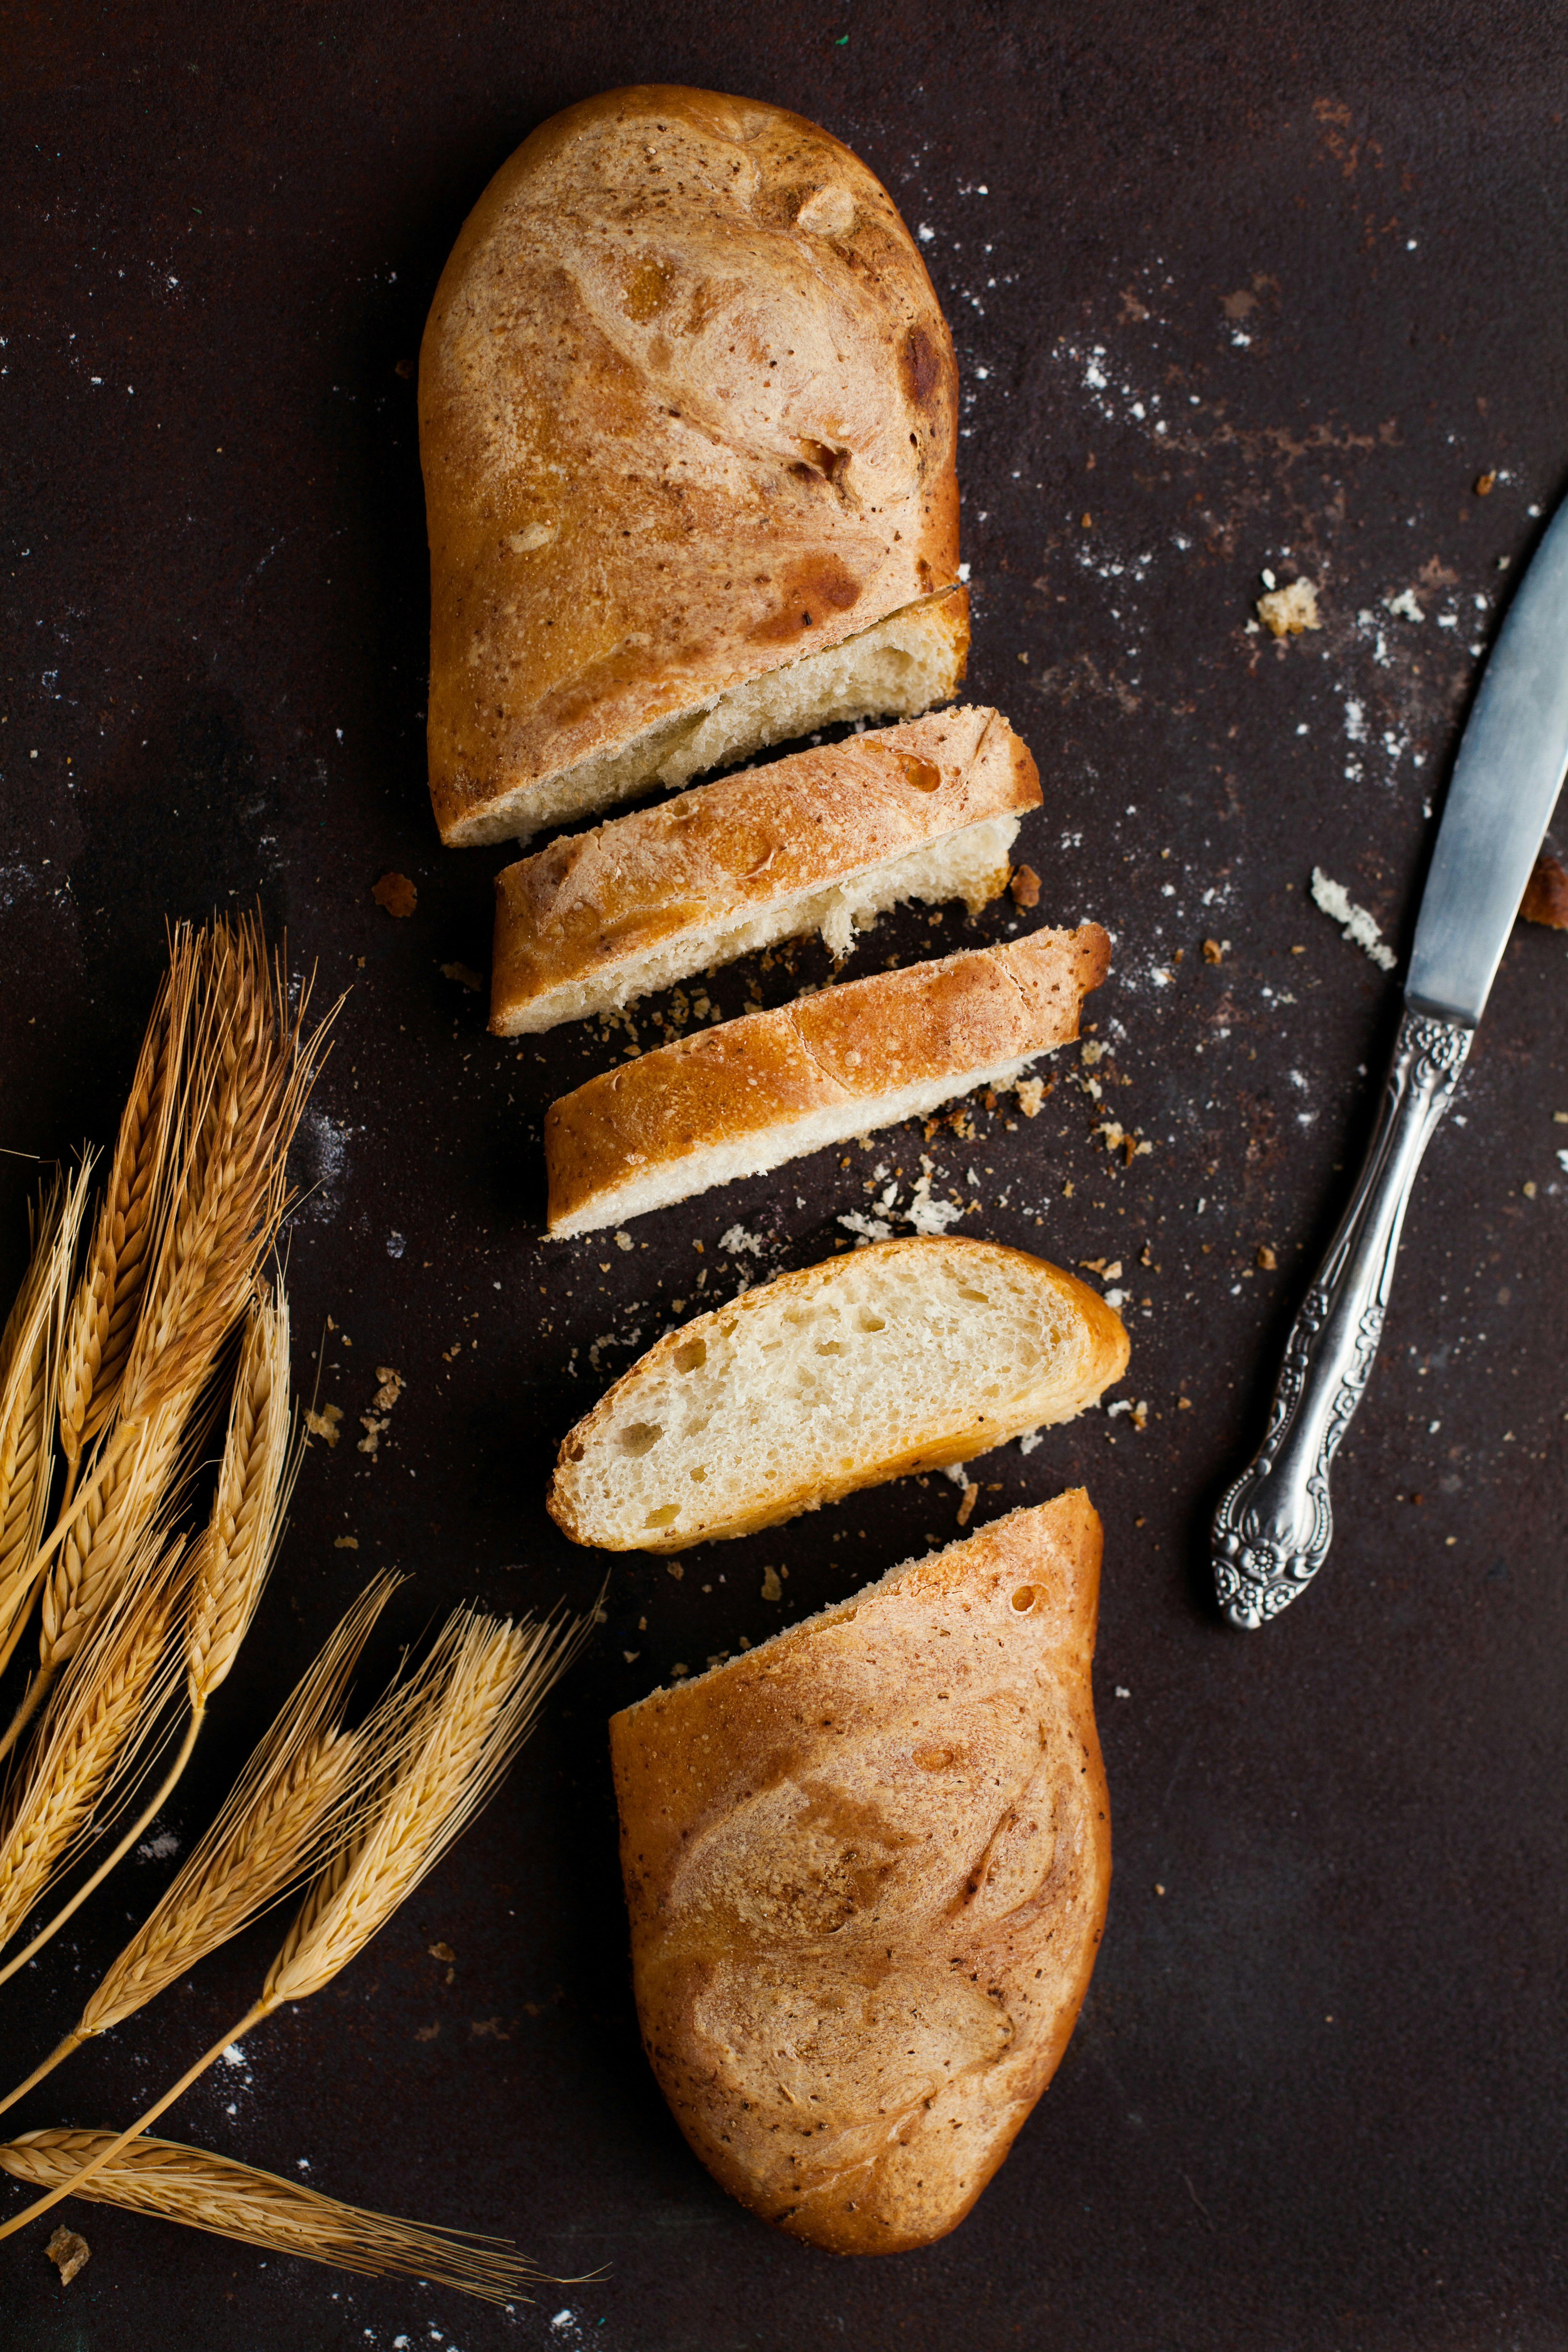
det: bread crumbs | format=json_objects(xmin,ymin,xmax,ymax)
[
  {"xmin": 371, "ymin": 871, "xmax": 416, "ymax": 918},
  {"xmin": 304, "ymin": 1402, "xmax": 343, "ymax": 1448}
]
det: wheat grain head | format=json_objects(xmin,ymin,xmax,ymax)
[
  {"xmin": 77, "ymin": 1573, "xmax": 396, "ymax": 2040},
  {"xmin": 185, "ymin": 1280, "xmax": 297, "ymax": 1709},
  {"xmin": 263, "ymin": 1604, "xmax": 588, "ymax": 2012},
  {"xmin": 0, "ymin": 1534, "xmax": 192, "ymax": 1951},
  {"xmin": 57, "ymin": 931, "xmax": 196, "ymax": 1474},
  {"xmin": 0, "ymin": 1168, "xmax": 90, "ymax": 1670},
  {"xmin": 0, "ymin": 2131, "xmax": 544, "ymax": 2302}
]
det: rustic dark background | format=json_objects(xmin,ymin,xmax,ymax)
[{"xmin": 3, "ymin": 2, "xmax": 1565, "ymax": 2346}]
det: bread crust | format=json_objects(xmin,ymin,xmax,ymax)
[
  {"xmin": 489, "ymin": 707, "xmax": 1040, "ymax": 1034},
  {"xmin": 609, "ymin": 1491, "xmax": 1111, "ymax": 2254},
  {"xmin": 420, "ymin": 85, "xmax": 963, "ymax": 844},
  {"xmin": 543, "ymin": 924, "xmax": 1110, "ymax": 1235},
  {"xmin": 547, "ymin": 1236, "xmax": 1130, "ymax": 1548}
]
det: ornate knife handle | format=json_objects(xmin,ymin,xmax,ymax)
[{"xmin": 1212, "ymin": 1006, "xmax": 1472, "ymax": 1629}]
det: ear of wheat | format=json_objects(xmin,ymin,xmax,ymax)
[
  {"xmin": 0, "ymin": 914, "xmax": 336, "ymax": 1762},
  {"xmin": 185, "ymin": 1280, "xmax": 297, "ymax": 1711},
  {"xmin": 0, "ymin": 2131, "xmax": 548, "ymax": 2304},
  {"xmin": 0, "ymin": 1531, "xmax": 192, "ymax": 1955},
  {"xmin": 56, "ymin": 931, "xmax": 196, "ymax": 1487},
  {"xmin": 0, "ymin": 1170, "xmax": 90, "ymax": 1679},
  {"xmin": 0, "ymin": 1602, "xmax": 589, "ymax": 2240}
]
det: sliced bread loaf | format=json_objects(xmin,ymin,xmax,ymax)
[
  {"xmin": 609, "ymin": 1489, "xmax": 1111, "ymax": 2253},
  {"xmin": 544, "ymin": 923, "xmax": 1109, "ymax": 1237},
  {"xmin": 420, "ymin": 86, "xmax": 965, "ymax": 845},
  {"xmin": 548, "ymin": 1235, "xmax": 1128, "ymax": 1550},
  {"xmin": 489, "ymin": 706, "xmax": 1039, "ymax": 1035}
]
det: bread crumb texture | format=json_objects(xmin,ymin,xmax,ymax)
[
  {"xmin": 548, "ymin": 1236, "xmax": 1128, "ymax": 1548},
  {"xmin": 420, "ymin": 85, "xmax": 965, "ymax": 843},
  {"xmin": 609, "ymin": 1491, "xmax": 1111, "ymax": 2253}
]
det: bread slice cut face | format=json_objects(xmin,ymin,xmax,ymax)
[
  {"xmin": 609, "ymin": 1489, "xmax": 1112, "ymax": 2254},
  {"xmin": 419, "ymin": 85, "xmax": 966, "ymax": 845},
  {"xmin": 489, "ymin": 705, "xmax": 1040, "ymax": 1035},
  {"xmin": 544, "ymin": 923, "xmax": 1108, "ymax": 1238},
  {"xmin": 548, "ymin": 1237, "xmax": 1129, "ymax": 1550}
]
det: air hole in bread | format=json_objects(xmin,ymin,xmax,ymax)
[
  {"xmin": 1010, "ymin": 1585, "xmax": 1038, "ymax": 1613},
  {"xmin": 619, "ymin": 1422, "xmax": 663, "ymax": 1457},
  {"xmin": 645, "ymin": 1504, "xmax": 679, "ymax": 1529},
  {"xmin": 673, "ymin": 1337, "xmax": 707, "ymax": 1373},
  {"xmin": 815, "ymin": 1341, "xmax": 846, "ymax": 1357},
  {"xmin": 857, "ymin": 1310, "xmax": 887, "ymax": 1332},
  {"xmin": 957, "ymin": 1287, "xmax": 990, "ymax": 1304}
]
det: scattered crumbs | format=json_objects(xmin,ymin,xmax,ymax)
[
  {"xmin": 415, "ymin": 2022, "xmax": 441, "ymax": 2042},
  {"xmin": 45, "ymin": 2226, "xmax": 90, "ymax": 2286},
  {"xmin": 1521, "ymin": 852, "xmax": 1568, "ymax": 929},
  {"xmin": 760, "ymin": 1565, "xmax": 783, "ymax": 1601},
  {"xmin": 1009, "ymin": 863, "xmax": 1041, "ymax": 909},
  {"xmin": 358, "ymin": 1366, "xmax": 405, "ymax": 1457},
  {"xmin": 1114, "ymin": 1685, "xmax": 1132, "ymax": 1700},
  {"xmin": 671, "ymin": 1661, "xmax": 689, "ymax": 1678},
  {"xmin": 1106, "ymin": 1398, "xmax": 1150, "ymax": 1431},
  {"xmin": 666, "ymin": 1560, "xmax": 684, "ymax": 1581},
  {"xmin": 136, "ymin": 1828, "xmax": 180, "ymax": 1862},
  {"xmin": 1256, "ymin": 578, "xmax": 1321, "ymax": 637},
  {"xmin": 1310, "ymin": 867, "xmax": 1397, "ymax": 970},
  {"xmin": 838, "ymin": 1209, "xmax": 892, "ymax": 1245},
  {"xmin": 428, "ymin": 1942, "xmax": 456, "ymax": 1964},
  {"xmin": 371, "ymin": 871, "xmax": 416, "ymax": 918},
  {"xmin": 718, "ymin": 1223, "xmax": 764, "ymax": 1257},
  {"xmin": 1256, "ymin": 1245, "xmax": 1278, "ymax": 1270},
  {"xmin": 622, "ymin": 1650, "xmax": 640, "ymax": 1663},
  {"xmin": 1201, "ymin": 938, "xmax": 1226, "ymax": 965},
  {"xmin": 1177, "ymin": 1395, "xmax": 1192, "ymax": 1410},
  {"xmin": 956, "ymin": 1480, "xmax": 980, "ymax": 1527},
  {"xmin": 440, "ymin": 960, "xmax": 484, "ymax": 991},
  {"xmin": 304, "ymin": 1402, "xmax": 343, "ymax": 1448},
  {"xmin": 1385, "ymin": 586, "xmax": 1424, "ymax": 623},
  {"xmin": 1155, "ymin": 1883, "xmax": 1166, "ymax": 1897},
  {"xmin": 1475, "ymin": 470, "xmax": 1496, "ymax": 495},
  {"xmin": 470, "ymin": 2016, "xmax": 511, "ymax": 2040},
  {"xmin": 333, "ymin": 1534, "xmax": 359, "ymax": 1550},
  {"xmin": 1093, "ymin": 1119, "xmax": 1153, "ymax": 1163},
  {"xmin": 1018, "ymin": 1430, "xmax": 1043, "ymax": 1455},
  {"xmin": 1015, "ymin": 1076, "xmax": 1046, "ymax": 1118}
]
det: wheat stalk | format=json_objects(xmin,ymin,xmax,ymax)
[
  {"xmin": 57, "ymin": 931, "xmax": 196, "ymax": 1485},
  {"xmin": 0, "ymin": 915, "xmax": 336, "ymax": 1759},
  {"xmin": 185, "ymin": 1280, "xmax": 297, "ymax": 1710},
  {"xmin": 0, "ymin": 1601, "xmax": 589, "ymax": 2239},
  {"xmin": 0, "ymin": 1169, "xmax": 90, "ymax": 1680},
  {"xmin": 0, "ymin": 1533, "xmax": 191, "ymax": 1954},
  {"xmin": 0, "ymin": 2131, "xmax": 546, "ymax": 2303}
]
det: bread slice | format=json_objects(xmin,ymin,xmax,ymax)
[
  {"xmin": 548, "ymin": 1236, "xmax": 1129, "ymax": 1550},
  {"xmin": 544, "ymin": 923, "xmax": 1109, "ymax": 1238},
  {"xmin": 609, "ymin": 1490, "xmax": 1111, "ymax": 2254},
  {"xmin": 489, "ymin": 706, "xmax": 1040, "ymax": 1036},
  {"xmin": 419, "ymin": 85, "xmax": 966, "ymax": 846}
]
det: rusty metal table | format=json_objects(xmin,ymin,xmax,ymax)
[{"xmin": 3, "ymin": 4, "xmax": 1565, "ymax": 2345}]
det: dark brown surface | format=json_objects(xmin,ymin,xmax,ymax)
[{"xmin": 1, "ymin": 4, "xmax": 1564, "ymax": 2346}]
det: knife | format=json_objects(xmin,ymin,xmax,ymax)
[{"xmin": 1212, "ymin": 495, "xmax": 1568, "ymax": 1628}]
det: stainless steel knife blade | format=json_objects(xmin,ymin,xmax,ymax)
[
  {"xmin": 1212, "ymin": 491, "xmax": 1568, "ymax": 1629},
  {"xmin": 1407, "ymin": 494, "xmax": 1568, "ymax": 1023}
]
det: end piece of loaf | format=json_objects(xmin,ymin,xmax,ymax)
[
  {"xmin": 420, "ymin": 85, "xmax": 965, "ymax": 845},
  {"xmin": 610, "ymin": 1489, "xmax": 1111, "ymax": 2254},
  {"xmin": 548, "ymin": 1235, "xmax": 1129, "ymax": 1550},
  {"xmin": 489, "ymin": 706, "xmax": 1040, "ymax": 1035},
  {"xmin": 544, "ymin": 923, "xmax": 1109, "ymax": 1237}
]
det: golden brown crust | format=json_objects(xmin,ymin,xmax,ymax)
[
  {"xmin": 546, "ymin": 1237, "xmax": 1131, "ymax": 1549},
  {"xmin": 487, "ymin": 707, "xmax": 1040, "ymax": 1034},
  {"xmin": 543, "ymin": 924, "xmax": 1110, "ymax": 1234},
  {"xmin": 609, "ymin": 1491, "xmax": 1111, "ymax": 2254},
  {"xmin": 420, "ymin": 85, "xmax": 962, "ymax": 844}
]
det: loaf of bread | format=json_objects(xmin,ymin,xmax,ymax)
[
  {"xmin": 419, "ymin": 85, "xmax": 966, "ymax": 846},
  {"xmin": 544, "ymin": 923, "xmax": 1109, "ymax": 1237},
  {"xmin": 609, "ymin": 1489, "xmax": 1111, "ymax": 2253},
  {"xmin": 489, "ymin": 706, "xmax": 1039, "ymax": 1036},
  {"xmin": 549, "ymin": 1236, "xmax": 1128, "ymax": 1550}
]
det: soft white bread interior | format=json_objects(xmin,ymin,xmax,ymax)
[
  {"xmin": 490, "ymin": 705, "xmax": 1040, "ymax": 1035},
  {"xmin": 548, "ymin": 1236, "xmax": 1129, "ymax": 1550},
  {"xmin": 419, "ymin": 86, "xmax": 966, "ymax": 846},
  {"xmin": 544, "ymin": 923, "xmax": 1109, "ymax": 1238},
  {"xmin": 609, "ymin": 1489, "xmax": 1111, "ymax": 2254}
]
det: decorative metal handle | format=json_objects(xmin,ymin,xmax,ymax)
[{"xmin": 1212, "ymin": 1006, "xmax": 1472, "ymax": 1629}]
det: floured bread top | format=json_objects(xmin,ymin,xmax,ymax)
[{"xmin": 420, "ymin": 85, "xmax": 962, "ymax": 843}]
